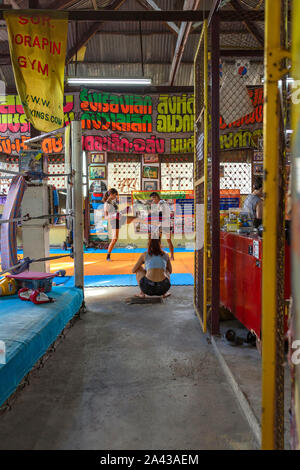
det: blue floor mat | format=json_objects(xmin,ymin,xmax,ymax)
[
  {"xmin": 13, "ymin": 247, "xmax": 194, "ymax": 255},
  {"xmin": 0, "ymin": 286, "xmax": 83, "ymax": 407},
  {"xmin": 54, "ymin": 273, "xmax": 194, "ymax": 288}
]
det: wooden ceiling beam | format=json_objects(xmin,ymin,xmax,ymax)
[
  {"xmin": 93, "ymin": 28, "xmax": 255, "ymax": 35},
  {"xmin": 0, "ymin": 8, "xmax": 265, "ymax": 21},
  {"xmin": 5, "ymin": 84, "xmax": 195, "ymax": 94}
]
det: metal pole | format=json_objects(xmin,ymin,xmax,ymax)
[
  {"xmin": 210, "ymin": 12, "xmax": 220, "ymax": 335},
  {"xmin": 24, "ymin": 126, "xmax": 65, "ymax": 145},
  {"xmin": 71, "ymin": 121, "xmax": 84, "ymax": 290},
  {"xmin": 193, "ymin": 22, "xmax": 206, "ymax": 332},
  {"xmin": 65, "ymin": 125, "xmax": 72, "ymax": 236},
  {"xmin": 139, "ymin": 21, "xmax": 144, "ymax": 77},
  {"xmin": 262, "ymin": 0, "xmax": 289, "ymax": 450},
  {"xmin": 203, "ymin": 19, "xmax": 208, "ymax": 334}
]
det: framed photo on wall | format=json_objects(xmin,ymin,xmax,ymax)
[
  {"xmin": 143, "ymin": 166, "xmax": 159, "ymax": 179},
  {"xmin": 144, "ymin": 154, "xmax": 159, "ymax": 164},
  {"xmin": 253, "ymin": 151, "xmax": 263, "ymax": 162},
  {"xmin": 258, "ymin": 137, "xmax": 263, "ymax": 151},
  {"xmin": 253, "ymin": 163, "xmax": 263, "ymax": 175},
  {"xmin": 20, "ymin": 150, "xmax": 44, "ymax": 174},
  {"xmin": 143, "ymin": 180, "xmax": 158, "ymax": 191},
  {"xmin": 90, "ymin": 152, "xmax": 106, "ymax": 164},
  {"xmin": 89, "ymin": 165, "xmax": 106, "ymax": 180}
]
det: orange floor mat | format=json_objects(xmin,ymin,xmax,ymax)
[{"xmin": 49, "ymin": 252, "xmax": 194, "ymax": 276}]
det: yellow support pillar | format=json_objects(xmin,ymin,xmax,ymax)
[{"xmin": 262, "ymin": 0, "xmax": 289, "ymax": 450}]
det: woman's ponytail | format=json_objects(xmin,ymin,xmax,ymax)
[
  {"xmin": 103, "ymin": 188, "xmax": 118, "ymax": 203},
  {"xmin": 103, "ymin": 191, "xmax": 110, "ymax": 203}
]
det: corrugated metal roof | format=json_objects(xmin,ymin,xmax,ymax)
[
  {"xmin": 0, "ymin": 0, "xmax": 267, "ymax": 89},
  {"xmin": 0, "ymin": 41, "xmax": 9, "ymax": 54},
  {"xmin": 100, "ymin": 21, "xmax": 175, "ymax": 34},
  {"xmin": 82, "ymin": 31, "xmax": 177, "ymax": 62},
  {"xmin": 38, "ymin": 0, "xmax": 184, "ymax": 10},
  {"xmin": 0, "ymin": 65, "xmax": 16, "ymax": 89},
  {"xmin": 121, "ymin": 0, "xmax": 184, "ymax": 10},
  {"xmin": 68, "ymin": 60, "xmax": 193, "ymax": 86},
  {"xmin": 0, "ymin": 25, "xmax": 8, "ymax": 42},
  {"xmin": 67, "ymin": 21, "xmax": 95, "ymax": 52}
]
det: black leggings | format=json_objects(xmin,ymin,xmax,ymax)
[{"xmin": 139, "ymin": 276, "xmax": 171, "ymax": 296}]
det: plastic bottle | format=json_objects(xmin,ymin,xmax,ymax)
[{"xmin": 0, "ymin": 277, "xmax": 17, "ymax": 296}]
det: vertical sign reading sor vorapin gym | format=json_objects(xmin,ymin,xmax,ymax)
[{"xmin": 4, "ymin": 10, "xmax": 68, "ymax": 132}]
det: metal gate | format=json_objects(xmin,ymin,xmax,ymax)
[
  {"xmin": 193, "ymin": 20, "xmax": 209, "ymax": 333},
  {"xmin": 194, "ymin": 15, "xmax": 220, "ymax": 336}
]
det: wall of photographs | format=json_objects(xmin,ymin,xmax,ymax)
[
  {"xmin": 81, "ymin": 149, "xmax": 268, "ymax": 243},
  {"xmin": 88, "ymin": 151, "xmax": 108, "ymax": 241},
  {"xmin": 87, "ymin": 152, "xmax": 194, "ymax": 241},
  {"xmin": 88, "ymin": 153, "xmax": 194, "ymax": 193},
  {"xmin": 132, "ymin": 190, "xmax": 194, "ymax": 236}
]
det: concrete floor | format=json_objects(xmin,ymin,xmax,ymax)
[
  {"xmin": 215, "ymin": 318, "xmax": 291, "ymax": 448},
  {"xmin": 0, "ymin": 286, "xmax": 257, "ymax": 450}
]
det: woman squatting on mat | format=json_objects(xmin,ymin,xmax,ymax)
[{"xmin": 132, "ymin": 238, "xmax": 172, "ymax": 298}]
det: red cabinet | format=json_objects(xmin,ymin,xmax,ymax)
[{"xmin": 220, "ymin": 232, "xmax": 290, "ymax": 338}]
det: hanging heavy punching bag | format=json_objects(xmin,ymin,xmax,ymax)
[{"xmin": 0, "ymin": 175, "xmax": 27, "ymax": 273}]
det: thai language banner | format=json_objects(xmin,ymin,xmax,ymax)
[
  {"xmin": 0, "ymin": 94, "xmax": 75, "ymax": 154},
  {"xmin": 4, "ymin": 10, "xmax": 68, "ymax": 132},
  {"xmin": 80, "ymin": 89, "xmax": 195, "ymax": 154},
  {"xmin": 0, "ymin": 86, "xmax": 263, "ymax": 155}
]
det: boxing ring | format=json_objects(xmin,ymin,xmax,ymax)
[
  {"xmin": 0, "ymin": 286, "xmax": 83, "ymax": 407},
  {"xmin": 0, "ymin": 122, "xmax": 84, "ymax": 409}
]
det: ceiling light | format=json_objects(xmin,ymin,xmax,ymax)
[{"xmin": 67, "ymin": 78, "xmax": 152, "ymax": 86}]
